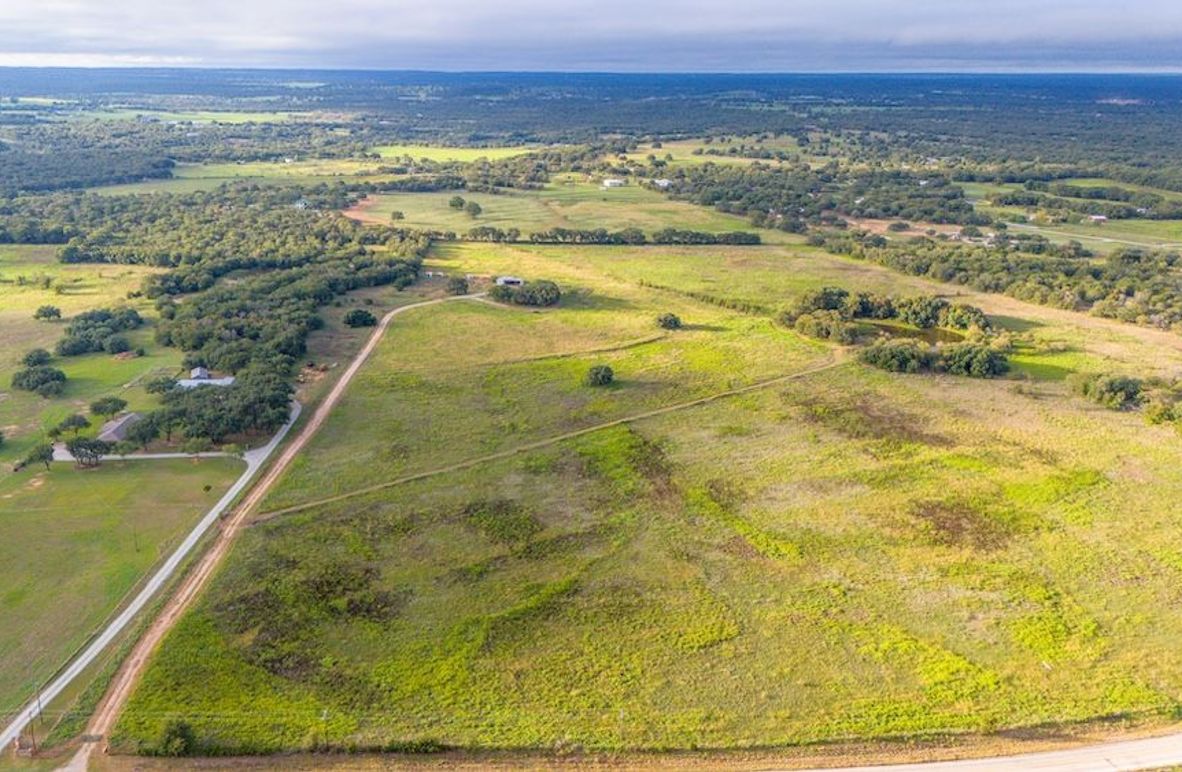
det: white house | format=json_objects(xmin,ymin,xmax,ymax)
[
  {"xmin": 177, "ymin": 367, "xmax": 236, "ymax": 389},
  {"xmin": 652, "ymin": 178, "xmax": 673, "ymax": 189},
  {"xmin": 601, "ymin": 178, "xmax": 626, "ymax": 188},
  {"xmin": 1088, "ymin": 214, "xmax": 1109, "ymax": 223}
]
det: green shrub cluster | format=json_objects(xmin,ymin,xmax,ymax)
[
  {"xmin": 489, "ymin": 279, "xmax": 561, "ymax": 307},
  {"xmin": 859, "ymin": 340, "xmax": 1009, "ymax": 378}
]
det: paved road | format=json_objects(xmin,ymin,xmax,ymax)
[
  {"xmin": 0, "ymin": 401, "xmax": 301, "ymax": 754},
  {"xmin": 58, "ymin": 295, "xmax": 469, "ymax": 770},
  {"xmin": 800, "ymin": 730, "xmax": 1182, "ymax": 771}
]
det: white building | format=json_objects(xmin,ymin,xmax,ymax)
[
  {"xmin": 1088, "ymin": 214, "xmax": 1109, "ymax": 223},
  {"xmin": 601, "ymin": 178, "xmax": 626, "ymax": 188},
  {"xmin": 495, "ymin": 276, "xmax": 525, "ymax": 287},
  {"xmin": 652, "ymin": 178, "xmax": 673, "ymax": 189},
  {"xmin": 177, "ymin": 367, "xmax": 236, "ymax": 389}
]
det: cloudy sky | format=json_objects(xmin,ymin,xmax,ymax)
[{"xmin": 3, "ymin": 0, "xmax": 1182, "ymax": 71}]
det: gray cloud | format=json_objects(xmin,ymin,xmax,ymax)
[{"xmin": 2, "ymin": 0, "xmax": 1182, "ymax": 70}]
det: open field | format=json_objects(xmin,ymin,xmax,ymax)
[
  {"xmin": 73, "ymin": 109, "xmax": 313, "ymax": 124},
  {"xmin": 0, "ymin": 458, "xmax": 243, "ymax": 719},
  {"xmin": 112, "ymin": 237, "xmax": 1182, "ymax": 754},
  {"xmin": 0, "ymin": 246, "xmax": 179, "ymax": 478},
  {"xmin": 623, "ymin": 136, "xmax": 811, "ymax": 168},
  {"xmin": 344, "ymin": 177, "xmax": 787, "ymax": 239},
  {"xmin": 372, "ymin": 144, "xmax": 540, "ymax": 162}
]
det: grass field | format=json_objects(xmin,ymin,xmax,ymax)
[
  {"xmin": 0, "ymin": 246, "xmax": 179, "ymax": 479},
  {"xmin": 0, "ymin": 458, "xmax": 243, "ymax": 718},
  {"xmin": 371, "ymin": 144, "xmax": 539, "ymax": 162},
  {"xmin": 113, "ymin": 237, "xmax": 1182, "ymax": 755},
  {"xmin": 74, "ymin": 109, "xmax": 311, "ymax": 124},
  {"xmin": 346, "ymin": 177, "xmax": 787, "ymax": 239}
]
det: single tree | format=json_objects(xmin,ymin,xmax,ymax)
[
  {"xmin": 465, "ymin": 201, "xmax": 483, "ymax": 217},
  {"xmin": 585, "ymin": 364, "xmax": 615, "ymax": 387},
  {"xmin": 343, "ymin": 308, "xmax": 377, "ymax": 327},
  {"xmin": 126, "ymin": 416, "xmax": 161, "ymax": 450},
  {"xmin": 389, "ymin": 210, "xmax": 405, "ymax": 221},
  {"xmin": 33, "ymin": 305, "xmax": 61, "ymax": 321},
  {"xmin": 446, "ymin": 276, "xmax": 470, "ymax": 296},
  {"xmin": 90, "ymin": 396, "xmax": 128, "ymax": 419},
  {"xmin": 448, "ymin": 195, "xmax": 466, "ymax": 209},
  {"xmin": 24, "ymin": 443, "xmax": 55, "ymax": 471},
  {"xmin": 66, "ymin": 437, "xmax": 111, "ymax": 467}
]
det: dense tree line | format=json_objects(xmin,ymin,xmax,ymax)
[{"xmin": 488, "ymin": 280, "xmax": 562, "ymax": 307}]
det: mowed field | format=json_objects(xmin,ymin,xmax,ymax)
[
  {"xmin": 0, "ymin": 246, "xmax": 180, "ymax": 478},
  {"xmin": 345, "ymin": 177, "xmax": 792, "ymax": 240},
  {"xmin": 114, "ymin": 239, "xmax": 1182, "ymax": 754},
  {"xmin": 372, "ymin": 144, "xmax": 539, "ymax": 162},
  {"xmin": 0, "ymin": 458, "xmax": 243, "ymax": 720}
]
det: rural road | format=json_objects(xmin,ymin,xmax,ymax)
[
  {"xmin": 52, "ymin": 294, "xmax": 470, "ymax": 770},
  {"xmin": 0, "ymin": 400, "xmax": 301, "ymax": 754},
  {"xmin": 800, "ymin": 730, "xmax": 1182, "ymax": 771}
]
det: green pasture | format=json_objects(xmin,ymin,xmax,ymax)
[{"xmin": 0, "ymin": 458, "xmax": 243, "ymax": 717}]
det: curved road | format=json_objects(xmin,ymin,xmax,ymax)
[{"xmin": 0, "ymin": 400, "xmax": 302, "ymax": 752}]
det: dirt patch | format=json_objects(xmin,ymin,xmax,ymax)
[
  {"xmin": 787, "ymin": 390, "xmax": 950, "ymax": 448},
  {"xmin": 843, "ymin": 216, "xmax": 962, "ymax": 238},
  {"xmin": 911, "ymin": 500, "xmax": 1010, "ymax": 550},
  {"xmin": 341, "ymin": 195, "xmax": 384, "ymax": 225}
]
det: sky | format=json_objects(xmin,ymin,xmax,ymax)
[{"xmin": 3, "ymin": 0, "xmax": 1182, "ymax": 71}]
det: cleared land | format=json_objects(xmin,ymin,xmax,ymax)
[
  {"xmin": 344, "ymin": 177, "xmax": 787, "ymax": 239},
  {"xmin": 112, "ymin": 238, "xmax": 1182, "ymax": 754},
  {"xmin": 372, "ymin": 144, "xmax": 538, "ymax": 162},
  {"xmin": 0, "ymin": 246, "xmax": 178, "ymax": 479},
  {"xmin": 0, "ymin": 458, "xmax": 243, "ymax": 719}
]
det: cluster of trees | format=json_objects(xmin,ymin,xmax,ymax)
[
  {"xmin": 12, "ymin": 365, "xmax": 67, "ymax": 397},
  {"xmin": 343, "ymin": 309, "xmax": 378, "ymax": 327},
  {"xmin": 859, "ymin": 339, "xmax": 1009, "ymax": 378},
  {"xmin": 1069, "ymin": 372, "xmax": 1145, "ymax": 410},
  {"xmin": 488, "ymin": 280, "xmax": 562, "ymax": 307},
  {"xmin": 56, "ymin": 307, "xmax": 143, "ymax": 356},
  {"xmin": 780, "ymin": 286, "xmax": 991, "ymax": 343},
  {"xmin": 458, "ymin": 226, "xmax": 763, "ymax": 246},
  {"xmin": 816, "ymin": 230, "xmax": 1182, "ymax": 332}
]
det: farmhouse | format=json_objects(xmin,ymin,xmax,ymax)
[
  {"xmin": 601, "ymin": 178, "xmax": 626, "ymax": 188},
  {"xmin": 97, "ymin": 412, "xmax": 144, "ymax": 443},
  {"xmin": 176, "ymin": 367, "xmax": 237, "ymax": 390}
]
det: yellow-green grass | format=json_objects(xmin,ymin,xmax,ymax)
[
  {"xmin": 0, "ymin": 246, "xmax": 178, "ymax": 478},
  {"xmin": 348, "ymin": 177, "xmax": 791, "ymax": 240},
  {"xmin": 0, "ymin": 458, "xmax": 243, "ymax": 716},
  {"xmin": 1009, "ymin": 218, "xmax": 1182, "ymax": 249},
  {"xmin": 622, "ymin": 136, "xmax": 812, "ymax": 169},
  {"xmin": 112, "ymin": 239, "xmax": 1182, "ymax": 754},
  {"xmin": 371, "ymin": 144, "xmax": 539, "ymax": 162}
]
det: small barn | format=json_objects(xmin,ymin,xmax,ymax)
[{"xmin": 98, "ymin": 412, "xmax": 144, "ymax": 443}]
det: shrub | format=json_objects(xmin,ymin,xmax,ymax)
[
  {"xmin": 887, "ymin": 221, "xmax": 911, "ymax": 231},
  {"xmin": 343, "ymin": 309, "xmax": 378, "ymax": 328},
  {"xmin": 782, "ymin": 286, "xmax": 849, "ymax": 323},
  {"xmin": 895, "ymin": 295, "xmax": 949, "ymax": 328},
  {"xmin": 104, "ymin": 334, "xmax": 132, "ymax": 354},
  {"xmin": 656, "ymin": 312, "xmax": 682, "ymax": 329},
  {"xmin": 859, "ymin": 339, "xmax": 937, "ymax": 373},
  {"xmin": 91, "ymin": 396, "xmax": 128, "ymax": 417},
  {"xmin": 1071, "ymin": 373, "xmax": 1144, "ymax": 409},
  {"xmin": 446, "ymin": 276, "xmax": 469, "ymax": 295},
  {"xmin": 794, "ymin": 310, "xmax": 857, "ymax": 343},
  {"xmin": 465, "ymin": 201, "xmax": 483, "ymax": 217},
  {"xmin": 844, "ymin": 292, "xmax": 896, "ymax": 320},
  {"xmin": 939, "ymin": 342, "xmax": 1009, "ymax": 378},
  {"xmin": 33, "ymin": 305, "xmax": 61, "ymax": 321},
  {"xmin": 389, "ymin": 210, "xmax": 405, "ymax": 221},
  {"xmin": 153, "ymin": 720, "xmax": 197, "ymax": 757},
  {"xmin": 585, "ymin": 364, "xmax": 615, "ymax": 387},
  {"xmin": 448, "ymin": 195, "xmax": 466, "ymax": 209},
  {"xmin": 21, "ymin": 348, "xmax": 51, "ymax": 367},
  {"xmin": 939, "ymin": 303, "xmax": 991, "ymax": 331}
]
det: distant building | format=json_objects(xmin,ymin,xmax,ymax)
[
  {"xmin": 652, "ymin": 178, "xmax": 672, "ymax": 189},
  {"xmin": 1088, "ymin": 214, "xmax": 1109, "ymax": 223},
  {"xmin": 601, "ymin": 178, "xmax": 626, "ymax": 188},
  {"xmin": 177, "ymin": 366, "xmax": 236, "ymax": 389},
  {"xmin": 293, "ymin": 198, "xmax": 311, "ymax": 210},
  {"xmin": 495, "ymin": 276, "xmax": 525, "ymax": 287},
  {"xmin": 98, "ymin": 412, "xmax": 143, "ymax": 443}
]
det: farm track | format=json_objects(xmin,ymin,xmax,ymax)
[
  {"xmin": 58, "ymin": 294, "xmax": 476, "ymax": 770},
  {"xmin": 250, "ymin": 351, "xmax": 850, "ymax": 525}
]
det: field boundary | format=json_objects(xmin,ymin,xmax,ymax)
[{"xmin": 252, "ymin": 351, "xmax": 848, "ymax": 523}]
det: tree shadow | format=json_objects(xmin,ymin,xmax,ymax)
[{"xmin": 991, "ymin": 315, "xmax": 1044, "ymax": 333}]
